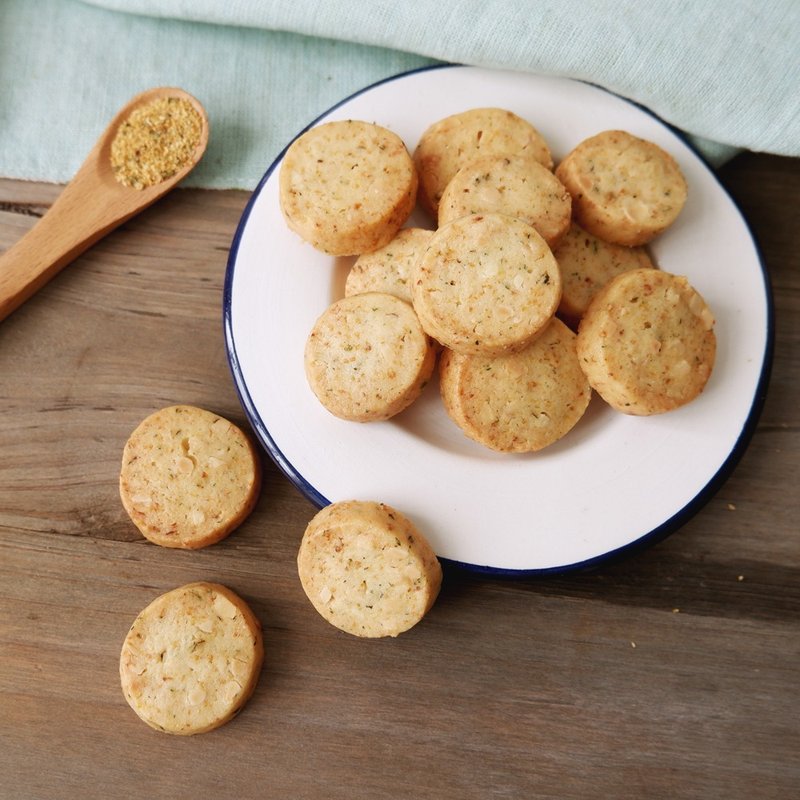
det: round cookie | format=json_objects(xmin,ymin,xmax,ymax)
[
  {"xmin": 345, "ymin": 227, "xmax": 434, "ymax": 305},
  {"xmin": 411, "ymin": 212, "xmax": 561, "ymax": 357},
  {"xmin": 439, "ymin": 318, "xmax": 591, "ymax": 453},
  {"xmin": 576, "ymin": 268, "xmax": 716, "ymax": 415},
  {"xmin": 279, "ymin": 119, "xmax": 418, "ymax": 255},
  {"xmin": 119, "ymin": 582, "xmax": 263, "ymax": 735},
  {"xmin": 120, "ymin": 405, "xmax": 261, "ymax": 549},
  {"xmin": 297, "ymin": 500, "xmax": 442, "ymax": 638},
  {"xmin": 554, "ymin": 222, "xmax": 655, "ymax": 324},
  {"xmin": 438, "ymin": 154, "xmax": 572, "ymax": 249},
  {"xmin": 413, "ymin": 107, "xmax": 553, "ymax": 220},
  {"xmin": 555, "ymin": 130, "xmax": 687, "ymax": 246},
  {"xmin": 304, "ymin": 292, "xmax": 435, "ymax": 422}
]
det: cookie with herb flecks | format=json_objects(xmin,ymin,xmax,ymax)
[
  {"xmin": 304, "ymin": 292, "xmax": 435, "ymax": 422},
  {"xmin": 120, "ymin": 582, "xmax": 263, "ymax": 734},
  {"xmin": 119, "ymin": 405, "xmax": 261, "ymax": 549},
  {"xmin": 576, "ymin": 268, "xmax": 716, "ymax": 414},
  {"xmin": 279, "ymin": 119, "xmax": 418, "ymax": 256},
  {"xmin": 438, "ymin": 153, "xmax": 571, "ymax": 249},
  {"xmin": 345, "ymin": 227, "xmax": 434, "ymax": 305},
  {"xmin": 439, "ymin": 318, "xmax": 591, "ymax": 452},
  {"xmin": 297, "ymin": 501, "xmax": 442, "ymax": 638},
  {"xmin": 554, "ymin": 222, "xmax": 655, "ymax": 325},
  {"xmin": 411, "ymin": 212, "xmax": 561, "ymax": 357},
  {"xmin": 555, "ymin": 130, "xmax": 687, "ymax": 246}
]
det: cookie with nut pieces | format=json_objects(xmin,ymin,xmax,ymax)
[
  {"xmin": 555, "ymin": 129, "xmax": 687, "ymax": 246},
  {"xmin": 345, "ymin": 227, "xmax": 434, "ymax": 306},
  {"xmin": 119, "ymin": 405, "xmax": 261, "ymax": 549},
  {"xmin": 297, "ymin": 500, "xmax": 442, "ymax": 638},
  {"xmin": 279, "ymin": 119, "xmax": 418, "ymax": 255},
  {"xmin": 304, "ymin": 292, "xmax": 435, "ymax": 422},
  {"xmin": 439, "ymin": 318, "xmax": 591, "ymax": 452},
  {"xmin": 438, "ymin": 153, "xmax": 572, "ymax": 249},
  {"xmin": 554, "ymin": 222, "xmax": 655, "ymax": 325},
  {"xmin": 411, "ymin": 212, "xmax": 561, "ymax": 357},
  {"xmin": 576, "ymin": 268, "xmax": 716, "ymax": 414},
  {"xmin": 119, "ymin": 582, "xmax": 263, "ymax": 735}
]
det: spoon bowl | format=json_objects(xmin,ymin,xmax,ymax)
[{"xmin": 0, "ymin": 87, "xmax": 209, "ymax": 322}]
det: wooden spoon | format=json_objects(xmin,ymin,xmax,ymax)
[{"xmin": 0, "ymin": 87, "xmax": 209, "ymax": 322}]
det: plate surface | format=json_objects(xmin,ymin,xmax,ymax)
[{"xmin": 224, "ymin": 65, "xmax": 771, "ymax": 574}]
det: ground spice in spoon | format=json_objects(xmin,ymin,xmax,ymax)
[{"xmin": 110, "ymin": 96, "xmax": 203, "ymax": 190}]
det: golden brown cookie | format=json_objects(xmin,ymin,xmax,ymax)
[
  {"xmin": 344, "ymin": 227, "xmax": 434, "ymax": 305},
  {"xmin": 413, "ymin": 107, "xmax": 553, "ymax": 220},
  {"xmin": 297, "ymin": 500, "xmax": 442, "ymax": 638},
  {"xmin": 439, "ymin": 318, "xmax": 591, "ymax": 452},
  {"xmin": 279, "ymin": 119, "xmax": 418, "ymax": 255},
  {"xmin": 119, "ymin": 582, "xmax": 263, "ymax": 735},
  {"xmin": 576, "ymin": 268, "xmax": 716, "ymax": 414},
  {"xmin": 438, "ymin": 154, "xmax": 572, "ymax": 249},
  {"xmin": 555, "ymin": 130, "xmax": 687, "ymax": 246},
  {"xmin": 119, "ymin": 405, "xmax": 261, "ymax": 549},
  {"xmin": 304, "ymin": 292, "xmax": 435, "ymax": 422},
  {"xmin": 555, "ymin": 222, "xmax": 655, "ymax": 324},
  {"xmin": 411, "ymin": 212, "xmax": 561, "ymax": 356}
]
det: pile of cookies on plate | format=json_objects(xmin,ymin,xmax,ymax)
[{"xmin": 281, "ymin": 109, "xmax": 717, "ymax": 452}]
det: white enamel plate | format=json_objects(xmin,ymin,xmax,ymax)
[{"xmin": 224, "ymin": 65, "xmax": 772, "ymax": 574}]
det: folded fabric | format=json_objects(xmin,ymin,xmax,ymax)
[{"xmin": 0, "ymin": 0, "xmax": 797, "ymax": 191}]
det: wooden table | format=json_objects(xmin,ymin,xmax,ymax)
[{"xmin": 1, "ymin": 153, "xmax": 798, "ymax": 799}]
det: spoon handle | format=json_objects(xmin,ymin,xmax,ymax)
[{"xmin": 0, "ymin": 173, "xmax": 133, "ymax": 322}]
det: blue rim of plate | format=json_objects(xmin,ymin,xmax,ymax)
[{"xmin": 222, "ymin": 63, "xmax": 774, "ymax": 577}]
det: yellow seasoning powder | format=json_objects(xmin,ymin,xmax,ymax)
[{"xmin": 110, "ymin": 97, "xmax": 202, "ymax": 190}]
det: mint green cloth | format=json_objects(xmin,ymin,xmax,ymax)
[{"xmin": 1, "ymin": 0, "xmax": 797, "ymax": 190}]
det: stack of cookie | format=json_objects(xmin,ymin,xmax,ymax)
[{"xmin": 280, "ymin": 108, "xmax": 716, "ymax": 453}]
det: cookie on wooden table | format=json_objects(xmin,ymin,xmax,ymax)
[
  {"xmin": 119, "ymin": 582, "xmax": 263, "ymax": 735},
  {"xmin": 304, "ymin": 292, "xmax": 435, "ymax": 422},
  {"xmin": 554, "ymin": 222, "xmax": 655, "ymax": 325},
  {"xmin": 438, "ymin": 154, "xmax": 572, "ymax": 249},
  {"xmin": 279, "ymin": 119, "xmax": 418, "ymax": 255},
  {"xmin": 297, "ymin": 500, "xmax": 442, "ymax": 638},
  {"xmin": 119, "ymin": 405, "xmax": 261, "ymax": 549},
  {"xmin": 411, "ymin": 212, "xmax": 561, "ymax": 357},
  {"xmin": 439, "ymin": 318, "xmax": 591, "ymax": 453},
  {"xmin": 344, "ymin": 227, "xmax": 434, "ymax": 306},
  {"xmin": 555, "ymin": 130, "xmax": 687, "ymax": 246},
  {"xmin": 576, "ymin": 268, "xmax": 716, "ymax": 415},
  {"xmin": 413, "ymin": 107, "xmax": 553, "ymax": 220}
]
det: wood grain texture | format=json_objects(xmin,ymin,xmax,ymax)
[{"xmin": 1, "ymin": 153, "xmax": 798, "ymax": 800}]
